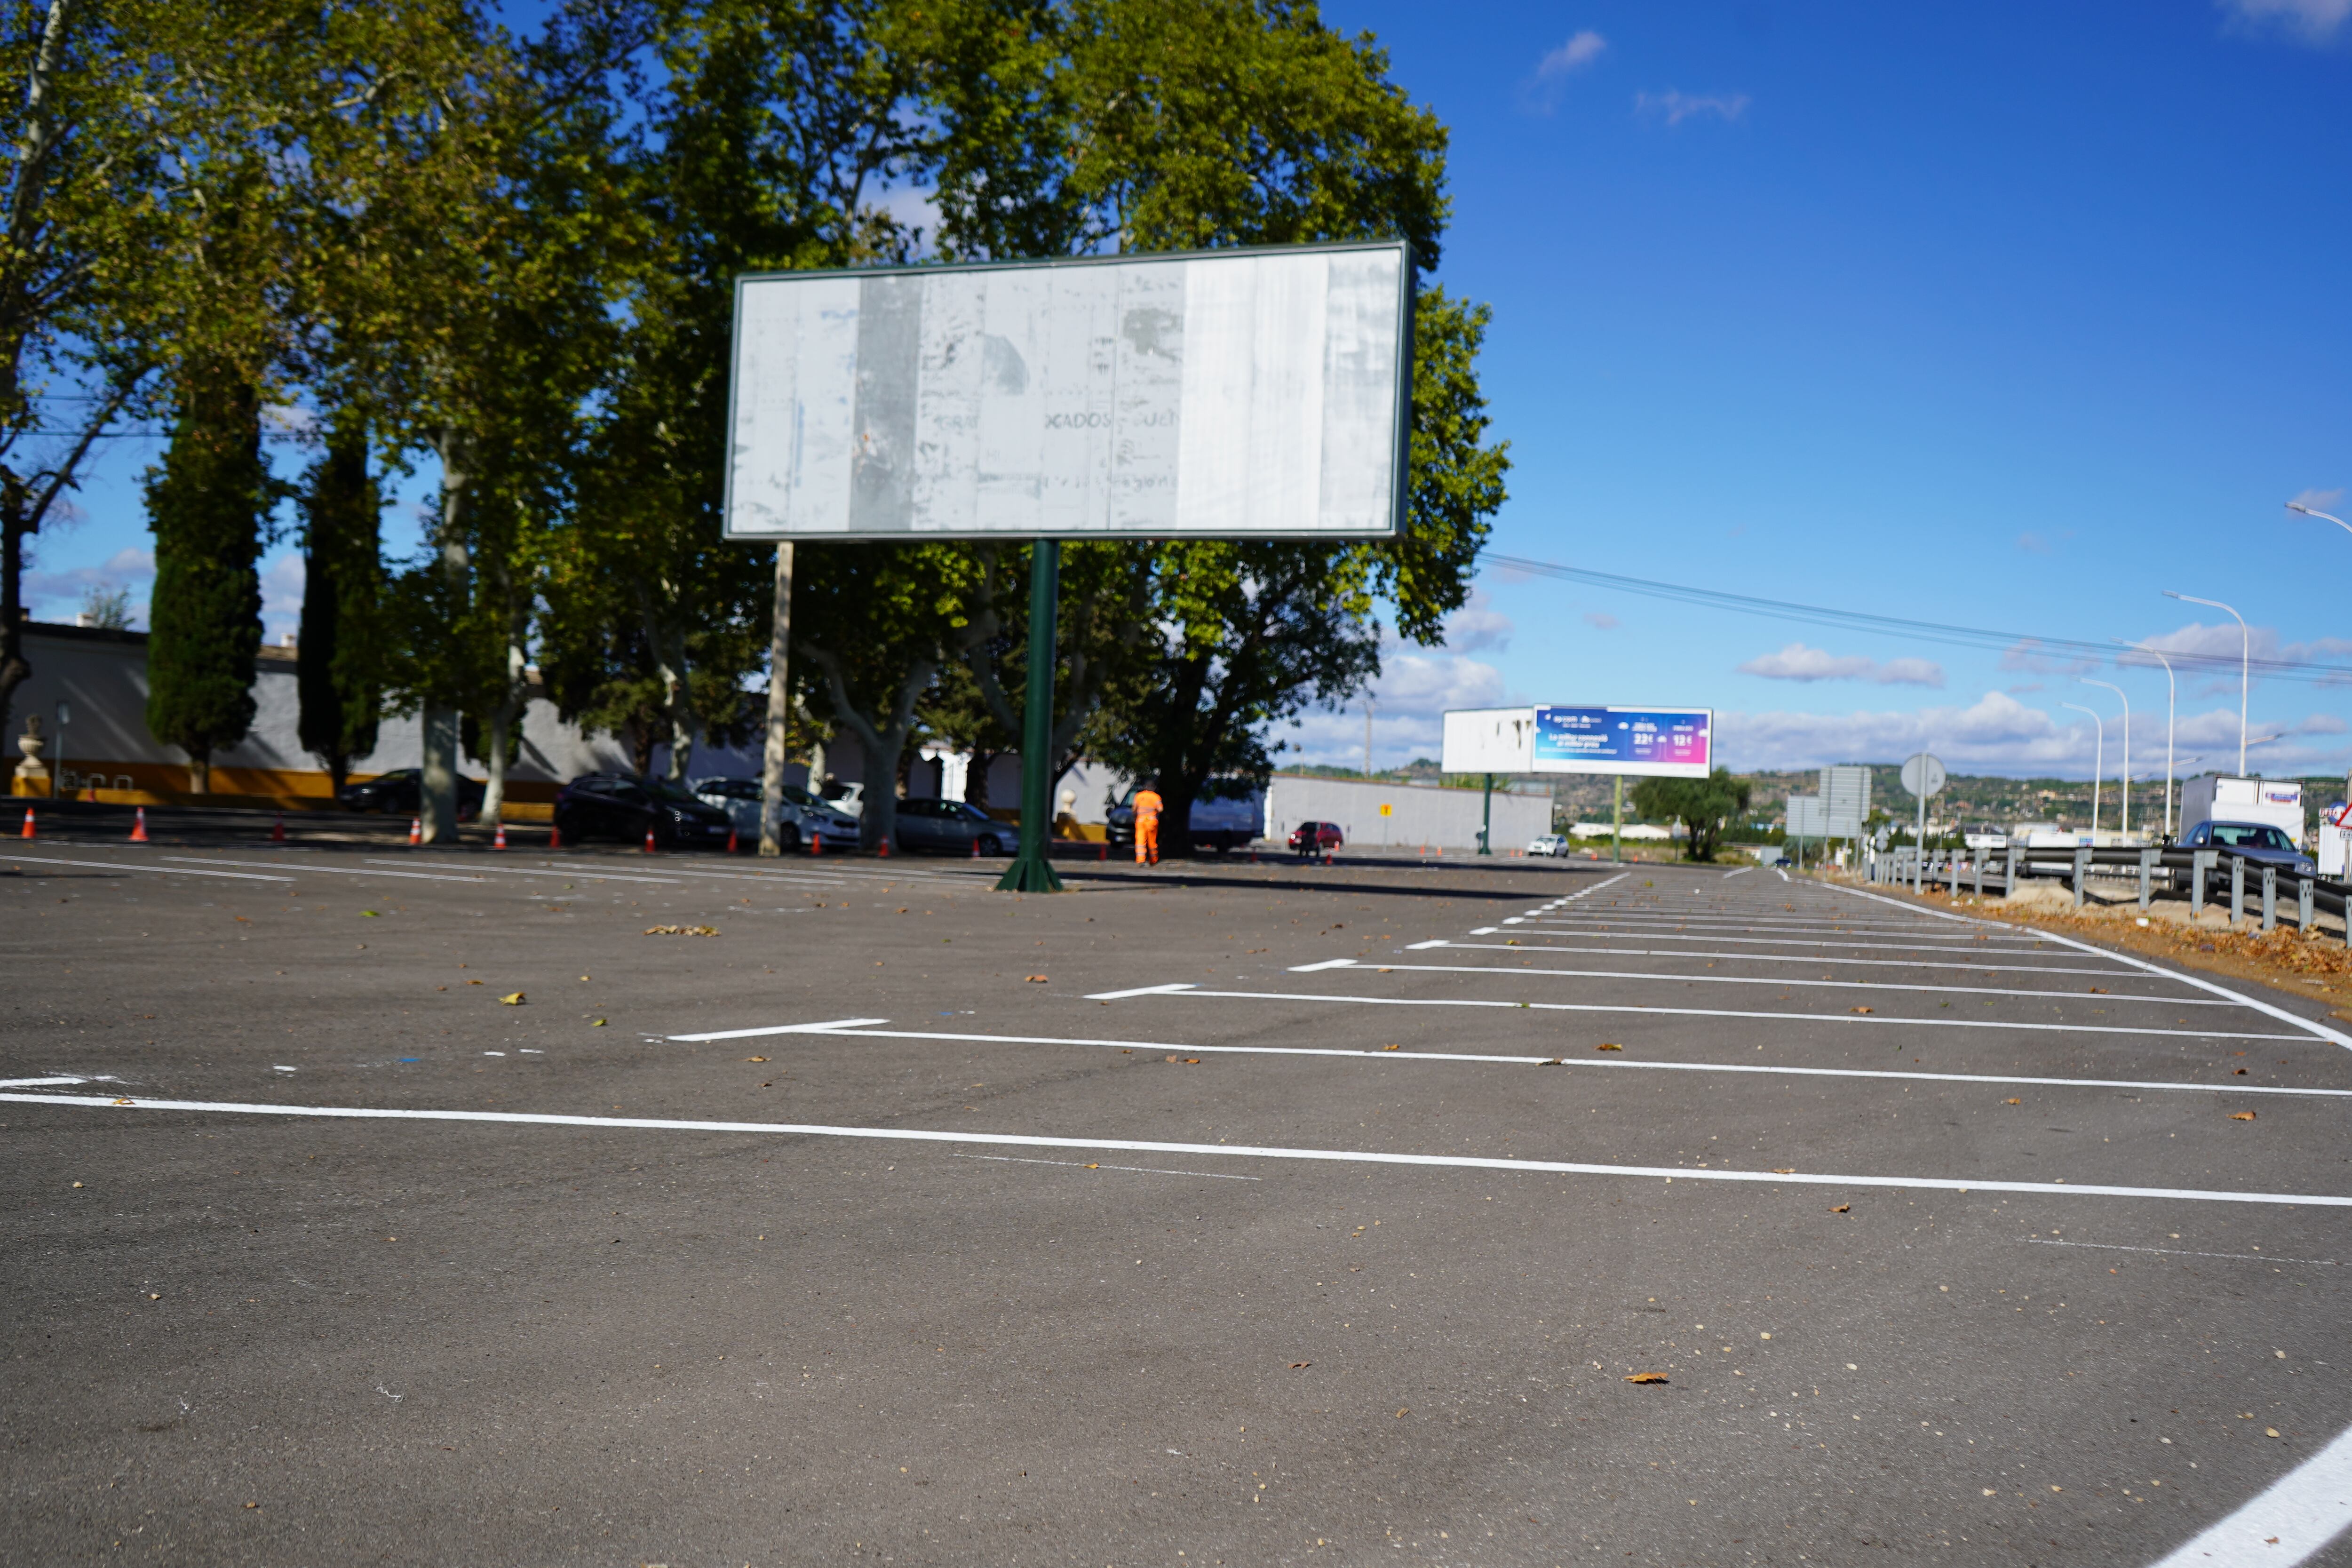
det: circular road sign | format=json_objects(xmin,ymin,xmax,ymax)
[{"xmin": 1900, "ymin": 753, "xmax": 1947, "ymax": 798}]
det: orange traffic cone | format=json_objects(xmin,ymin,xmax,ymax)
[
  {"xmin": 129, "ymin": 807, "xmax": 149, "ymax": 843},
  {"xmin": 970, "ymin": 836, "xmax": 981, "ymax": 859},
  {"xmin": 408, "ymin": 817, "xmax": 422, "ymax": 846},
  {"xmin": 1097, "ymin": 842, "xmax": 1106, "ymax": 861},
  {"xmin": 810, "ymin": 831, "xmax": 822, "ymax": 856},
  {"xmin": 643, "ymin": 826, "xmax": 657, "ymax": 854},
  {"xmin": 493, "ymin": 821, "xmax": 508, "ymax": 850},
  {"xmin": 271, "ymin": 813, "xmax": 286, "ymax": 843},
  {"xmin": 878, "ymin": 837, "xmax": 890, "ymax": 858},
  {"xmin": 19, "ymin": 806, "xmax": 33, "ymax": 839},
  {"xmin": 547, "ymin": 822, "xmax": 561, "ymax": 849},
  {"xmin": 727, "ymin": 828, "xmax": 739, "ymax": 854}
]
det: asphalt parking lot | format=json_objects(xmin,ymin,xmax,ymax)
[{"xmin": 4, "ymin": 831, "xmax": 2349, "ymax": 1567}]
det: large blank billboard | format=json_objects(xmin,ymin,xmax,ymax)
[{"xmin": 722, "ymin": 241, "xmax": 1412, "ymax": 540}]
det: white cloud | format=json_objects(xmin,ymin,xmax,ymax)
[
  {"xmin": 1440, "ymin": 588, "xmax": 1512, "ymax": 653},
  {"xmin": 261, "ymin": 553, "xmax": 305, "ymax": 645},
  {"xmin": 2290, "ymin": 486, "xmax": 2346, "ymax": 513},
  {"xmin": 1279, "ymin": 649, "xmax": 1509, "ymax": 768},
  {"xmin": 1718, "ymin": 692, "xmax": 2345, "ymax": 776},
  {"xmin": 2015, "ymin": 531, "xmax": 2053, "ymax": 555},
  {"xmin": 24, "ymin": 547, "xmax": 154, "ymax": 626},
  {"xmin": 1635, "ymin": 90, "xmax": 1750, "ymax": 126},
  {"xmin": 1538, "ymin": 31, "xmax": 1607, "ymax": 78},
  {"xmin": 262, "ymin": 404, "xmax": 318, "ymax": 439},
  {"xmin": 1583, "ymin": 611, "xmax": 1619, "ymax": 631},
  {"xmin": 2220, "ymin": 0, "xmax": 2352, "ymax": 43},
  {"xmin": 1738, "ymin": 641, "xmax": 1944, "ymax": 687}
]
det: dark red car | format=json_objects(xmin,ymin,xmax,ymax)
[{"xmin": 1287, "ymin": 820, "xmax": 1343, "ymax": 856}]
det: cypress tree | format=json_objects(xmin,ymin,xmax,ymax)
[
  {"xmin": 144, "ymin": 358, "xmax": 268, "ymax": 793},
  {"xmin": 296, "ymin": 410, "xmax": 381, "ymax": 796}
]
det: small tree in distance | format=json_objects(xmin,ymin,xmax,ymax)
[{"xmin": 1630, "ymin": 768, "xmax": 1754, "ymax": 863}]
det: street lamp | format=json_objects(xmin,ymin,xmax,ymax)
[
  {"xmin": 2081, "ymin": 678, "xmax": 2129, "ymax": 836},
  {"xmin": 2288, "ymin": 499, "xmax": 2351, "ymax": 536},
  {"xmin": 2061, "ymin": 701, "xmax": 2104, "ymax": 837},
  {"xmin": 2161, "ymin": 589, "xmax": 2249, "ymax": 774},
  {"xmin": 2116, "ymin": 639, "xmax": 2177, "ymax": 839}
]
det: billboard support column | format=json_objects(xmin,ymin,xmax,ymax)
[
  {"xmin": 1479, "ymin": 773, "xmax": 1493, "ymax": 855},
  {"xmin": 997, "ymin": 542, "xmax": 1065, "ymax": 894},
  {"xmin": 757, "ymin": 542, "xmax": 794, "ymax": 858},
  {"xmin": 1612, "ymin": 777, "xmax": 1623, "ymax": 864}
]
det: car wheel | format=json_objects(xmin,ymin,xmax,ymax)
[{"xmin": 776, "ymin": 823, "xmax": 802, "ymax": 852}]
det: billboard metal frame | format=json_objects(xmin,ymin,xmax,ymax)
[{"xmin": 721, "ymin": 239, "xmax": 1416, "ymax": 543}]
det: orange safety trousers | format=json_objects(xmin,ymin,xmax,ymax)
[{"xmin": 1135, "ymin": 817, "xmax": 1160, "ymax": 864}]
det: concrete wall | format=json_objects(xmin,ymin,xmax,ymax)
[{"xmin": 1263, "ymin": 774, "xmax": 1551, "ymax": 851}]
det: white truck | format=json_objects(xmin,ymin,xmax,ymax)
[{"xmin": 2178, "ymin": 775, "xmax": 2302, "ymax": 842}]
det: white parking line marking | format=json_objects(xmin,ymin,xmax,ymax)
[
  {"xmin": 1775, "ymin": 868, "xmax": 1790, "ymax": 881},
  {"xmin": 949, "ymin": 1154, "xmax": 1261, "ymax": 1181},
  {"xmin": 1293, "ymin": 956, "xmax": 2240, "ymax": 1008},
  {"xmin": 1530, "ymin": 915, "xmax": 2016, "ymax": 937},
  {"xmin": 1722, "ymin": 867, "xmax": 1755, "ymax": 878},
  {"xmin": 1830, "ymin": 883, "xmax": 2352, "ymax": 1053},
  {"xmin": 1089, "ymin": 983, "xmax": 2305, "ymax": 1041},
  {"xmin": 5, "ymin": 1090, "xmax": 2341, "ymax": 1208},
  {"xmin": 367, "ymin": 859, "xmax": 681, "ymax": 885},
  {"xmin": 2024, "ymin": 1238, "xmax": 2338, "ymax": 1266},
  {"xmin": 1478, "ymin": 929, "xmax": 2113, "ymax": 958},
  {"xmin": 167, "ymin": 855, "xmax": 493, "ymax": 884},
  {"xmin": 4, "ymin": 854, "xmax": 292, "ymax": 882},
  {"xmin": 1563, "ymin": 872, "xmax": 1630, "ymax": 902},
  {"xmin": 660, "ymin": 1020, "xmax": 2352, "ymax": 1100},
  {"xmin": 1419, "ymin": 940, "xmax": 2184, "ymax": 980},
  {"xmin": 0, "ymin": 1075, "xmax": 89, "ymax": 1088},
  {"xmin": 2144, "ymin": 1419, "xmax": 2352, "ymax": 1566}
]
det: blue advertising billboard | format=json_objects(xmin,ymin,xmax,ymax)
[{"xmin": 1531, "ymin": 706, "xmax": 1713, "ymax": 778}]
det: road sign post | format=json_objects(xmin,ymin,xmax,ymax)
[{"xmin": 1900, "ymin": 752, "xmax": 1947, "ymax": 894}]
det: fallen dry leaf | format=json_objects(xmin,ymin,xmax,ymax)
[
  {"xmin": 2006, "ymin": 1097, "xmax": 2022, "ymax": 1105},
  {"xmin": 1382, "ymin": 1043, "xmax": 1401, "ymax": 1051},
  {"xmin": 744, "ymin": 1057, "xmax": 768, "ymax": 1063},
  {"xmin": 1829, "ymin": 1204, "xmax": 1851, "ymax": 1213},
  {"xmin": 498, "ymin": 992, "xmax": 525, "ymax": 1005},
  {"xmin": 2230, "ymin": 1111, "xmax": 2257, "ymax": 1121},
  {"xmin": 644, "ymin": 924, "xmax": 719, "ymax": 937},
  {"xmin": 1595, "ymin": 1042, "xmax": 1624, "ymax": 1052},
  {"xmin": 1624, "ymin": 1373, "xmax": 1668, "ymax": 1385},
  {"xmin": 1025, "ymin": 974, "xmax": 1049, "ymax": 983},
  {"xmin": 1290, "ymin": 1361, "xmax": 1311, "ymax": 1369},
  {"xmin": 1394, "ymin": 1409, "xmax": 1409, "ymax": 1418},
  {"xmin": 1771, "ymin": 1167, "xmax": 1796, "ymax": 1174},
  {"xmin": 1850, "ymin": 1006, "xmax": 1875, "ymax": 1015}
]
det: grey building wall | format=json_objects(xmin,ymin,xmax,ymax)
[{"xmin": 1263, "ymin": 774, "xmax": 1551, "ymax": 851}]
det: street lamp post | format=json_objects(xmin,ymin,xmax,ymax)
[
  {"xmin": 2081, "ymin": 678, "xmax": 2129, "ymax": 836},
  {"xmin": 2161, "ymin": 589, "xmax": 2249, "ymax": 775},
  {"xmin": 2117, "ymin": 639, "xmax": 2177, "ymax": 838},
  {"xmin": 2062, "ymin": 702, "xmax": 2104, "ymax": 837}
]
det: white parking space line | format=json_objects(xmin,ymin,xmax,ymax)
[
  {"xmin": 3, "ymin": 853, "xmax": 292, "ymax": 882},
  {"xmin": 2144, "ymin": 1421, "xmax": 2352, "ymax": 1567},
  {"xmin": 1561, "ymin": 872, "xmax": 1630, "ymax": 901},
  {"xmin": 949, "ymin": 1153, "xmax": 1262, "ymax": 1181},
  {"xmin": 1829, "ymin": 883, "xmax": 2352, "ymax": 1053},
  {"xmin": 166, "ymin": 855, "xmax": 494, "ymax": 884},
  {"xmin": 1414, "ymin": 940, "xmax": 2187, "ymax": 980},
  {"xmin": 1722, "ymin": 867, "xmax": 1755, "ymax": 878},
  {"xmin": 1292, "ymin": 956, "xmax": 2242, "ymax": 1008},
  {"xmin": 1529, "ymin": 915, "xmax": 2023, "ymax": 937},
  {"xmin": 5, "ymin": 1089, "xmax": 2343, "ymax": 1208},
  {"xmin": 1470, "ymin": 928, "xmax": 2124, "ymax": 959},
  {"xmin": 366, "ymin": 859, "xmax": 683, "ymax": 885},
  {"xmin": 2025, "ymin": 1238, "xmax": 2340, "ymax": 1267},
  {"xmin": 1085, "ymin": 983, "xmax": 2308, "ymax": 1041},
  {"xmin": 1776, "ymin": 868, "xmax": 1790, "ymax": 881},
  {"xmin": 0, "ymin": 1075, "xmax": 92, "ymax": 1088},
  {"xmin": 660, "ymin": 1019, "xmax": 2352, "ymax": 1100}
]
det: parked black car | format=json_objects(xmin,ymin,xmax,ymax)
[
  {"xmin": 893, "ymin": 796, "xmax": 1014, "ymax": 855},
  {"xmin": 337, "ymin": 767, "xmax": 485, "ymax": 819},
  {"xmin": 553, "ymin": 772, "xmax": 735, "ymax": 849}
]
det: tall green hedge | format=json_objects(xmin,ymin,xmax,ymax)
[
  {"xmin": 296, "ymin": 409, "xmax": 381, "ymax": 794},
  {"xmin": 145, "ymin": 360, "xmax": 268, "ymax": 792}
]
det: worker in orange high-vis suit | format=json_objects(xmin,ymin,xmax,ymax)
[{"xmin": 1133, "ymin": 782, "xmax": 1164, "ymax": 865}]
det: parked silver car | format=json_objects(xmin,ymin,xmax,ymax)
[
  {"xmin": 690, "ymin": 777, "xmax": 860, "ymax": 850},
  {"xmin": 2179, "ymin": 819, "xmax": 2316, "ymax": 876}
]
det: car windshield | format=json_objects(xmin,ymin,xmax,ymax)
[
  {"xmin": 778, "ymin": 785, "xmax": 819, "ymax": 807},
  {"xmin": 643, "ymin": 780, "xmax": 700, "ymax": 804},
  {"xmin": 2211, "ymin": 823, "xmax": 2292, "ymax": 851}
]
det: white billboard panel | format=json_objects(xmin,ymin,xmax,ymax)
[
  {"xmin": 723, "ymin": 242, "xmax": 1412, "ymax": 540},
  {"xmin": 1820, "ymin": 764, "xmax": 1870, "ymax": 837},
  {"xmin": 1441, "ymin": 707, "xmax": 1535, "ymax": 774}
]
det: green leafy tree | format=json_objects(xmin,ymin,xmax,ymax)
[
  {"xmin": 1629, "ymin": 768, "xmax": 1754, "ymax": 863},
  {"xmin": 144, "ymin": 357, "xmax": 269, "ymax": 792},
  {"xmin": 295, "ymin": 409, "xmax": 382, "ymax": 796}
]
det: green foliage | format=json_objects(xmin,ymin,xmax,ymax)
[
  {"xmin": 144, "ymin": 358, "xmax": 269, "ymax": 788},
  {"xmin": 296, "ymin": 410, "xmax": 382, "ymax": 792},
  {"xmin": 1629, "ymin": 768, "xmax": 1755, "ymax": 863}
]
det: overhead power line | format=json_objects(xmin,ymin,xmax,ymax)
[{"xmin": 1483, "ymin": 555, "xmax": 2352, "ymax": 688}]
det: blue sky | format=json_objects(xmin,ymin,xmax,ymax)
[{"xmin": 26, "ymin": 0, "xmax": 2352, "ymax": 782}]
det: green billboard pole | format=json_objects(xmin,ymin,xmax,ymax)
[{"xmin": 996, "ymin": 542, "xmax": 1064, "ymax": 893}]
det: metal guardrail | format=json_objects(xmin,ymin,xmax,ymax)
[{"xmin": 1866, "ymin": 843, "xmax": 2352, "ymax": 942}]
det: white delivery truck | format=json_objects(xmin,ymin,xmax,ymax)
[{"xmin": 2177, "ymin": 775, "xmax": 2302, "ymax": 842}]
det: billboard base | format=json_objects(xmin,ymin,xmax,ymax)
[
  {"xmin": 998, "ymin": 542, "xmax": 1066, "ymax": 895},
  {"xmin": 994, "ymin": 852, "xmax": 1065, "ymax": 894}
]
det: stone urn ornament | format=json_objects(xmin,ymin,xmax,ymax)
[{"xmin": 14, "ymin": 715, "xmax": 48, "ymax": 794}]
